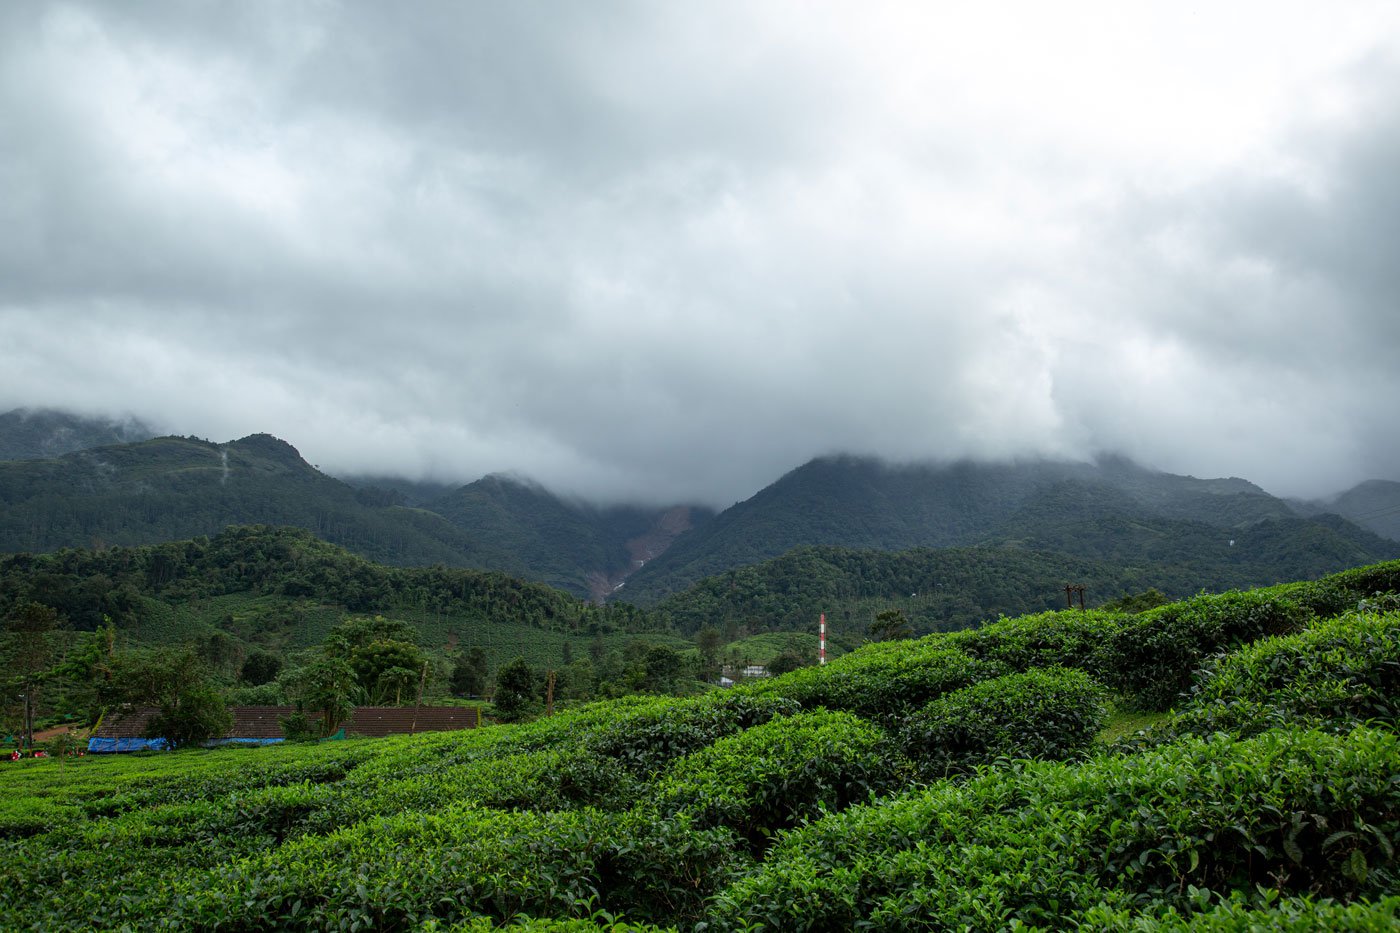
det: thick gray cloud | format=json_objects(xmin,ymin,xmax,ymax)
[{"xmin": 2, "ymin": 1, "xmax": 1398, "ymax": 505}]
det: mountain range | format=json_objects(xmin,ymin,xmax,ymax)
[
  {"xmin": 618, "ymin": 454, "xmax": 1395, "ymax": 603},
  {"xmin": 0, "ymin": 408, "xmax": 1396, "ymax": 607}
]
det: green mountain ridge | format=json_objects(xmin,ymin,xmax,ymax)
[
  {"xmin": 1, "ymin": 409, "xmax": 1395, "ymax": 610},
  {"xmin": 0, "ymin": 433, "xmax": 507, "ymax": 571},
  {"xmin": 425, "ymin": 474, "xmax": 713, "ymax": 599},
  {"xmin": 619, "ymin": 453, "xmax": 1397, "ymax": 603},
  {"xmin": 1311, "ymin": 479, "xmax": 1400, "ymax": 542},
  {"xmin": 0, "ymin": 431, "xmax": 705, "ymax": 599}
]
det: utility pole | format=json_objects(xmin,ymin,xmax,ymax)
[
  {"xmin": 819, "ymin": 613, "xmax": 827, "ymax": 666},
  {"xmin": 545, "ymin": 670, "xmax": 557, "ymax": 716}
]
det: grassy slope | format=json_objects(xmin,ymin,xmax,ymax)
[{"xmin": 2, "ymin": 559, "xmax": 1398, "ymax": 931}]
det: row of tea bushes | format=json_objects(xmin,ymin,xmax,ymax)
[
  {"xmin": 1081, "ymin": 894, "xmax": 1400, "ymax": 931},
  {"xmin": 743, "ymin": 641, "xmax": 1002, "ymax": 723},
  {"xmin": 946, "ymin": 589, "xmax": 1313, "ymax": 710},
  {"xmin": 654, "ymin": 709, "xmax": 897, "ymax": 850},
  {"xmin": 706, "ymin": 727, "xmax": 1400, "ymax": 930},
  {"xmin": 3, "ymin": 562, "xmax": 1398, "ymax": 930},
  {"xmin": 940, "ymin": 559, "xmax": 1400, "ymax": 711},
  {"xmin": 899, "ymin": 667, "xmax": 1110, "ymax": 779},
  {"xmin": 1165, "ymin": 610, "xmax": 1400, "ymax": 740}
]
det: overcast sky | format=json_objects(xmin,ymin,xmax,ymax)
[{"xmin": 2, "ymin": 2, "xmax": 1398, "ymax": 506}]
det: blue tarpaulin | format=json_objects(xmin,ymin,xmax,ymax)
[
  {"xmin": 87, "ymin": 737, "xmax": 170, "ymax": 753},
  {"xmin": 87, "ymin": 736, "xmax": 285, "ymax": 752}
]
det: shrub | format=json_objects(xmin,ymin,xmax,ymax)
[
  {"xmin": 899, "ymin": 667, "xmax": 1110, "ymax": 778},
  {"xmin": 745, "ymin": 640, "xmax": 1001, "ymax": 723},
  {"xmin": 1104, "ymin": 590, "xmax": 1313, "ymax": 709},
  {"xmin": 949, "ymin": 609, "xmax": 1126, "ymax": 678},
  {"xmin": 707, "ymin": 727, "xmax": 1400, "ymax": 930},
  {"xmin": 1325, "ymin": 560, "xmax": 1400, "ymax": 604},
  {"xmin": 1170, "ymin": 611, "xmax": 1400, "ymax": 738},
  {"xmin": 1082, "ymin": 893, "xmax": 1400, "ymax": 931},
  {"xmin": 434, "ymin": 919, "xmax": 676, "ymax": 932},
  {"xmin": 163, "ymin": 805, "xmax": 740, "ymax": 930},
  {"xmin": 584, "ymin": 694, "xmax": 800, "ymax": 777},
  {"xmin": 655, "ymin": 710, "xmax": 897, "ymax": 849},
  {"xmin": 279, "ymin": 710, "xmax": 320, "ymax": 743}
]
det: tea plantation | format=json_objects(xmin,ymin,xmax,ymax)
[{"xmin": 3, "ymin": 560, "xmax": 1399, "ymax": 930}]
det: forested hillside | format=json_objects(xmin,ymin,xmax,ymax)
[
  {"xmin": 0, "ymin": 525, "xmax": 652, "ymax": 640},
  {"xmin": 424, "ymin": 475, "xmax": 711, "ymax": 599},
  {"xmin": 0, "ymin": 526, "xmax": 669, "ymax": 740},
  {"xmin": 0, "ymin": 434, "xmax": 512, "ymax": 568},
  {"xmin": 657, "ymin": 545, "xmax": 1174, "ymax": 637},
  {"xmin": 0, "ymin": 434, "xmax": 708, "ymax": 599},
  {"xmin": 1312, "ymin": 479, "xmax": 1400, "ymax": 542},
  {"xmin": 2, "ymin": 430, "xmax": 1394, "ymax": 614},
  {"xmin": 620, "ymin": 454, "xmax": 1398, "ymax": 603},
  {"xmin": 3, "ymin": 559, "xmax": 1398, "ymax": 930}
]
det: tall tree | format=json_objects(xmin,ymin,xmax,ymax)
[
  {"xmin": 280, "ymin": 657, "xmax": 357, "ymax": 738},
  {"xmin": 868, "ymin": 608, "xmax": 913, "ymax": 642},
  {"xmin": 102, "ymin": 647, "xmax": 232, "ymax": 749},
  {"xmin": 449, "ymin": 647, "xmax": 490, "ymax": 698},
  {"xmin": 492, "ymin": 657, "xmax": 539, "ymax": 722},
  {"xmin": 325, "ymin": 615, "xmax": 427, "ymax": 705},
  {"xmin": 4, "ymin": 601, "xmax": 60, "ymax": 748}
]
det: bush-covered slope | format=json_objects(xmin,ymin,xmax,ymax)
[{"xmin": 3, "ymin": 560, "xmax": 1399, "ymax": 931}]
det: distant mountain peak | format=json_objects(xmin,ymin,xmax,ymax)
[{"xmin": 229, "ymin": 433, "xmax": 308, "ymax": 466}]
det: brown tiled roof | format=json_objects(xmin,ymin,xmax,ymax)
[
  {"xmin": 92, "ymin": 706, "xmax": 160, "ymax": 739},
  {"xmin": 93, "ymin": 705, "xmax": 478, "ymax": 740},
  {"xmin": 346, "ymin": 706, "xmax": 479, "ymax": 737},
  {"xmin": 229, "ymin": 706, "xmax": 303, "ymax": 739}
]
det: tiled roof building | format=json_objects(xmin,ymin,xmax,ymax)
[{"xmin": 89, "ymin": 704, "xmax": 479, "ymax": 752}]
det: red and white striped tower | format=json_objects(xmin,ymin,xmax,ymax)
[{"xmin": 819, "ymin": 613, "xmax": 827, "ymax": 665}]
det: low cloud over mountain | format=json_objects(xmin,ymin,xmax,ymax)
[{"xmin": 3, "ymin": 3, "xmax": 1398, "ymax": 506}]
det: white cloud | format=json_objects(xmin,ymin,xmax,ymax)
[{"xmin": 2, "ymin": 1, "xmax": 1399, "ymax": 504}]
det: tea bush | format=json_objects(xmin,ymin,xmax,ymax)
[
  {"xmin": 707, "ymin": 727, "xmax": 1400, "ymax": 930},
  {"xmin": 948, "ymin": 608, "xmax": 1126, "ymax": 678},
  {"xmin": 745, "ymin": 640, "xmax": 1001, "ymax": 723},
  {"xmin": 947, "ymin": 589, "xmax": 1316, "ymax": 711},
  {"xmin": 1081, "ymin": 893, "xmax": 1400, "ymax": 931},
  {"xmin": 655, "ymin": 710, "xmax": 897, "ymax": 849},
  {"xmin": 160, "ymin": 805, "xmax": 739, "ymax": 930},
  {"xmin": 1170, "ymin": 611, "xmax": 1400, "ymax": 738},
  {"xmin": 899, "ymin": 667, "xmax": 1110, "ymax": 778},
  {"xmin": 435, "ymin": 920, "xmax": 675, "ymax": 933},
  {"xmin": 1326, "ymin": 560, "xmax": 1400, "ymax": 604},
  {"xmin": 584, "ymin": 693, "xmax": 801, "ymax": 777},
  {"xmin": 1104, "ymin": 589, "xmax": 1314, "ymax": 709}
]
